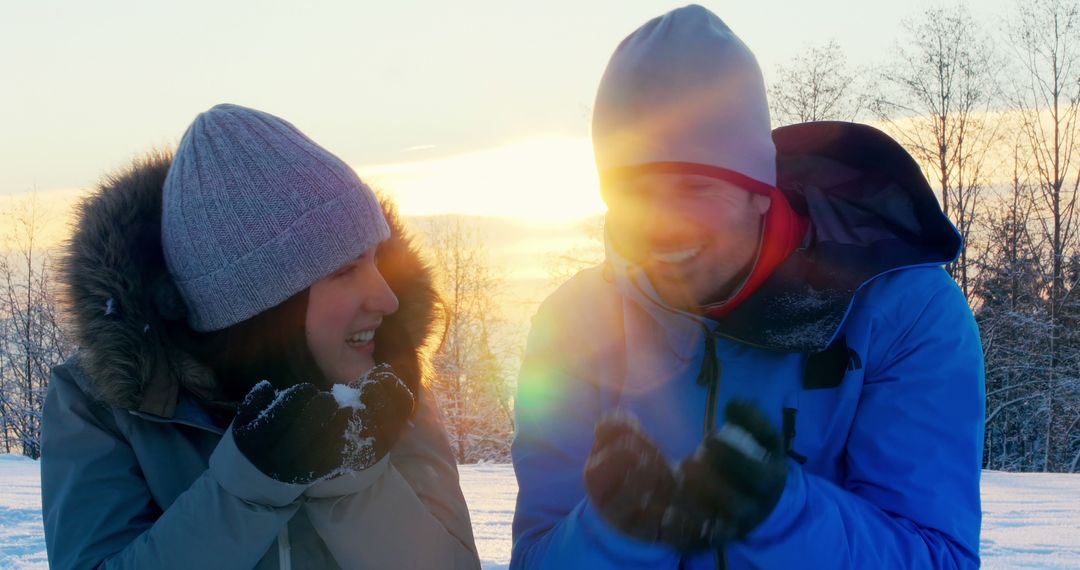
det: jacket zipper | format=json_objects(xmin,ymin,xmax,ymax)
[
  {"xmin": 698, "ymin": 324, "xmax": 722, "ymax": 435},
  {"xmin": 696, "ymin": 324, "xmax": 726, "ymax": 570}
]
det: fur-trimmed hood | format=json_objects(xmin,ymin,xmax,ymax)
[{"xmin": 59, "ymin": 152, "xmax": 440, "ymax": 417}]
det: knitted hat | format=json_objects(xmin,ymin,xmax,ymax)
[
  {"xmin": 592, "ymin": 4, "xmax": 776, "ymax": 189},
  {"xmin": 162, "ymin": 103, "xmax": 389, "ymax": 332}
]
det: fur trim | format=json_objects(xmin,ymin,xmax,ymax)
[
  {"xmin": 58, "ymin": 153, "xmax": 439, "ymax": 412},
  {"xmin": 373, "ymin": 198, "xmax": 443, "ymax": 398}
]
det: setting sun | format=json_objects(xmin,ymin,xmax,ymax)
[{"xmin": 359, "ymin": 136, "xmax": 606, "ymax": 223}]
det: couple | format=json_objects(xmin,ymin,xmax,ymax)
[{"xmin": 41, "ymin": 6, "xmax": 985, "ymax": 569}]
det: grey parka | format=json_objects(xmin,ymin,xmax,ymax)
[{"xmin": 40, "ymin": 153, "xmax": 479, "ymax": 569}]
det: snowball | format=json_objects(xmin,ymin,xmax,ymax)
[
  {"xmin": 331, "ymin": 363, "xmax": 410, "ymax": 411},
  {"xmin": 332, "ymin": 384, "xmax": 365, "ymax": 410},
  {"xmin": 713, "ymin": 423, "xmax": 768, "ymax": 462}
]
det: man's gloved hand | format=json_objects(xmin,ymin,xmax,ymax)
[
  {"xmin": 232, "ymin": 381, "xmax": 352, "ymax": 484},
  {"xmin": 659, "ymin": 401, "xmax": 788, "ymax": 551},
  {"xmin": 339, "ymin": 364, "xmax": 416, "ymax": 470},
  {"xmin": 583, "ymin": 414, "xmax": 677, "ymax": 542}
]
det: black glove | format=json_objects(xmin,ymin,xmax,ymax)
[
  {"xmin": 232, "ymin": 365, "xmax": 416, "ymax": 484},
  {"xmin": 583, "ymin": 414, "xmax": 676, "ymax": 542},
  {"xmin": 340, "ymin": 364, "xmax": 416, "ymax": 470},
  {"xmin": 659, "ymin": 401, "xmax": 788, "ymax": 550},
  {"xmin": 232, "ymin": 381, "xmax": 352, "ymax": 484}
]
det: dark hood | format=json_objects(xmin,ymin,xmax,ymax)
[
  {"xmin": 58, "ymin": 152, "xmax": 441, "ymax": 416},
  {"xmin": 710, "ymin": 121, "xmax": 961, "ymax": 352}
]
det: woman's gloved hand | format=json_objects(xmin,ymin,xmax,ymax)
[
  {"xmin": 232, "ymin": 381, "xmax": 351, "ymax": 484},
  {"xmin": 339, "ymin": 364, "xmax": 416, "ymax": 470},
  {"xmin": 231, "ymin": 365, "xmax": 415, "ymax": 485}
]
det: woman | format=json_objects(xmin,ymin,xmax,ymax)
[{"xmin": 40, "ymin": 104, "xmax": 480, "ymax": 569}]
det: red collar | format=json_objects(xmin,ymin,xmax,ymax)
[
  {"xmin": 704, "ymin": 187, "xmax": 808, "ymax": 319},
  {"xmin": 600, "ymin": 162, "xmax": 808, "ymax": 319}
]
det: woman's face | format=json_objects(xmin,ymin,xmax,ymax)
[{"xmin": 305, "ymin": 245, "xmax": 399, "ymax": 384}]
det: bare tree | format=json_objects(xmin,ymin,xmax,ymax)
[
  {"xmin": 419, "ymin": 216, "xmax": 514, "ymax": 463},
  {"xmin": 1008, "ymin": 0, "xmax": 1080, "ymax": 471},
  {"xmin": 545, "ymin": 214, "xmax": 605, "ymax": 289},
  {"xmin": 976, "ymin": 143, "xmax": 1055, "ymax": 471},
  {"xmin": 1061, "ymin": 254, "xmax": 1080, "ymax": 471},
  {"xmin": 875, "ymin": 3, "xmax": 1000, "ymax": 300},
  {"xmin": 769, "ymin": 40, "xmax": 868, "ymax": 126},
  {"xmin": 0, "ymin": 194, "xmax": 77, "ymax": 458}
]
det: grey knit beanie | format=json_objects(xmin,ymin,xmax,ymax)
[
  {"xmin": 592, "ymin": 4, "xmax": 776, "ymax": 188},
  {"xmin": 162, "ymin": 103, "xmax": 389, "ymax": 332}
]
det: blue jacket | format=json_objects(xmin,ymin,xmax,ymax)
[{"xmin": 511, "ymin": 122, "xmax": 986, "ymax": 569}]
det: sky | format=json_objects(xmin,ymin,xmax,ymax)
[{"xmin": 1, "ymin": 0, "xmax": 1019, "ymax": 222}]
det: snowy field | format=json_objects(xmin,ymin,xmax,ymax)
[{"xmin": 2, "ymin": 455, "xmax": 1078, "ymax": 569}]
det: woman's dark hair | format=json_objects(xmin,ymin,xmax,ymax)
[{"xmin": 191, "ymin": 288, "xmax": 328, "ymax": 402}]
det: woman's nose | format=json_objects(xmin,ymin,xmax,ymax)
[{"xmin": 364, "ymin": 270, "xmax": 400, "ymax": 316}]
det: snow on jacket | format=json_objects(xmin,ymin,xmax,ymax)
[
  {"xmin": 40, "ymin": 153, "xmax": 480, "ymax": 569},
  {"xmin": 511, "ymin": 122, "xmax": 986, "ymax": 569}
]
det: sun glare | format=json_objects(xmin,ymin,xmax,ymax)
[{"xmin": 357, "ymin": 136, "xmax": 607, "ymax": 223}]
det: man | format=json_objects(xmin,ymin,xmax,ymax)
[{"xmin": 510, "ymin": 5, "xmax": 984, "ymax": 569}]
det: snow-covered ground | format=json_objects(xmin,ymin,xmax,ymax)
[
  {"xmin": 2, "ymin": 455, "xmax": 1078, "ymax": 569},
  {"xmin": 0, "ymin": 455, "xmax": 46, "ymax": 569},
  {"xmin": 979, "ymin": 471, "xmax": 1080, "ymax": 569},
  {"xmin": 459, "ymin": 464, "xmax": 518, "ymax": 569}
]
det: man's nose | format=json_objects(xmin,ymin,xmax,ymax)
[{"xmin": 639, "ymin": 203, "xmax": 694, "ymax": 246}]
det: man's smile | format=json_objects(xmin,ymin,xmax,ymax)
[{"xmin": 650, "ymin": 245, "xmax": 704, "ymax": 265}]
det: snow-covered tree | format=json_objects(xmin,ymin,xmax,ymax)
[
  {"xmin": 976, "ymin": 150, "xmax": 1053, "ymax": 470},
  {"xmin": 0, "ymin": 195, "xmax": 76, "ymax": 459},
  {"xmin": 1007, "ymin": 0, "xmax": 1080, "ymax": 471},
  {"xmin": 420, "ymin": 216, "xmax": 515, "ymax": 463}
]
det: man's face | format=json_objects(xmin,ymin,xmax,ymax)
[
  {"xmin": 605, "ymin": 172, "xmax": 770, "ymax": 311},
  {"xmin": 305, "ymin": 245, "xmax": 399, "ymax": 385}
]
